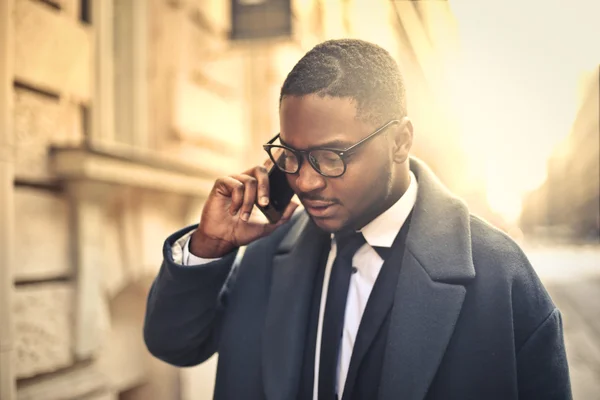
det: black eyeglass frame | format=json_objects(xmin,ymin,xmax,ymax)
[{"xmin": 263, "ymin": 119, "xmax": 400, "ymax": 178}]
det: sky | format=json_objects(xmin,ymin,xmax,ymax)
[{"xmin": 448, "ymin": 0, "xmax": 599, "ymax": 222}]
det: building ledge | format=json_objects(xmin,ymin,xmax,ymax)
[{"xmin": 50, "ymin": 143, "xmax": 215, "ymax": 197}]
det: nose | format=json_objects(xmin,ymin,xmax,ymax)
[{"xmin": 294, "ymin": 160, "xmax": 326, "ymax": 193}]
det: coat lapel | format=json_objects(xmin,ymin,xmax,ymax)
[
  {"xmin": 378, "ymin": 250, "xmax": 467, "ymax": 400},
  {"xmin": 378, "ymin": 158, "xmax": 476, "ymax": 400},
  {"xmin": 262, "ymin": 212, "xmax": 329, "ymax": 400}
]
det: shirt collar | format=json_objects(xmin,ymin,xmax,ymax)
[{"xmin": 358, "ymin": 170, "xmax": 418, "ymax": 248}]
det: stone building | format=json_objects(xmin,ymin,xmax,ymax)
[
  {"xmin": 520, "ymin": 67, "xmax": 600, "ymax": 241},
  {"xmin": 0, "ymin": 1, "xmax": 471, "ymax": 399}
]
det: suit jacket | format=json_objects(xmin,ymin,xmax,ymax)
[{"xmin": 144, "ymin": 158, "xmax": 572, "ymax": 400}]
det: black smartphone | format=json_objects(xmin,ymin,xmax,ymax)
[{"xmin": 256, "ymin": 155, "xmax": 295, "ymax": 224}]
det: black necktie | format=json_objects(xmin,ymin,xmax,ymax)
[
  {"xmin": 318, "ymin": 231, "xmax": 366, "ymax": 400},
  {"xmin": 372, "ymin": 246, "xmax": 390, "ymax": 260}
]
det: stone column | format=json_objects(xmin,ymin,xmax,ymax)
[
  {"xmin": 68, "ymin": 181, "xmax": 112, "ymax": 360},
  {"xmin": 245, "ymin": 44, "xmax": 274, "ymax": 166},
  {"xmin": 131, "ymin": 0, "xmax": 149, "ymax": 149},
  {"xmin": 113, "ymin": 0, "xmax": 149, "ymax": 148},
  {"xmin": 91, "ymin": 0, "xmax": 116, "ymax": 145},
  {"xmin": 0, "ymin": 0, "xmax": 15, "ymax": 398}
]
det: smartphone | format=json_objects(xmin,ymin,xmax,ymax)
[{"xmin": 256, "ymin": 153, "xmax": 295, "ymax": 224}]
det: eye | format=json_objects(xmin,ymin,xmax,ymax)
[{"xmin": 308, "ymin": 153, "xmax": 320, "ymax": 166}]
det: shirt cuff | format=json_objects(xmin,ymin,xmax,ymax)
[{"xmin": 171, "ymin": 230, "xmax": 221, "ymax": 266}]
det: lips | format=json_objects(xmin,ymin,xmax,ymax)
[{"xmin": 302, "ymin": 200, "xmax": 338, "ymax": 218}]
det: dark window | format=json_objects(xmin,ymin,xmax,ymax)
[{"xmin": 80, "ymin": 0, "xmax": 91, "ymax": 24}]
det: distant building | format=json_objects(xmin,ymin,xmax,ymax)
[{"xmin": 520, "ymin": 66, "xmax": 600, "ymax": 241}]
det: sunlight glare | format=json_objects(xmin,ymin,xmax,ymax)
[{"xmin": 448, "ymin": 0, "xmax": 600, "ymax": 223}]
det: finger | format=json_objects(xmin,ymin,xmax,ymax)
[
  {"xmin": 232, "ymin": 174, "xmax": 258, "ymax": 222},
  {"xmin": 265, "ymin": 202, "xmax": 300, "ymax": 232},
  {"xmin": 216, "ymin": 176, "xmax": 245, "ymax": 215},
  {"xmin": 244, "ymin": 201, "xmax": 299, "ymax": 236},
  {"xmin": 249, "ymin": 165, "xmax": 270, "ymax": 207},
  {"xmin": 256, "ymin": 202, "xmax": 300, "ymax": 237}
]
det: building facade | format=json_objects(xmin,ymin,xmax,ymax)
[
  {"xmin": 520, "ymin": 67, "xmax": 600, "ymax": 241},
  {"xmin": 0, "ymin": 1, "xmax": 472, "ymax": 399}
]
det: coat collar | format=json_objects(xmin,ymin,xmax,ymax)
[
  {"xmin": 262, "ymin": 157, "xmax": 476, "ymax": 400},
  {"xmin": 376, "ymin": 158, "xmax": 476, "ymax": 400},
  {"xmin": 406, "ymin": 157, "xmax": 476, "ymax": 283}
]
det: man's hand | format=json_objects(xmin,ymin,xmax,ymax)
[{"xmin": 189, "ymin": 165, "xmax": 299, "ymax": 258}]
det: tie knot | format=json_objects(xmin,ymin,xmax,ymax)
[{"xmin": 334, "ymin": 231, "xmax": 366, "ymax": 259}]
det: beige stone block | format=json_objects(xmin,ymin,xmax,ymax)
[
  {"xmin": 16, "ymin": 364, "xmax": 108, "ymax": 400},
  {"xmin": 182, "ymin": 355, "xmax": 217, "ymax": 400},
  {"xmin": 139, "ymin": 192, "xmax": 189, "ymax": 276},
  {"xmin": 81, "ymin": 391, "xmax": 118, "ymax": 400},
  {"xmin": 189, "ymin": 0, "xmax": 229, "ymax": 33},
  {"xmin": 349, "ymin": 1, "xmax": 399, "ymax": 55},
  {"xmin": 90, "ymin": 0, "xmax": 115, "ymax": 145},
  {"xmin": 186, "ymin": 14, "xmax": 230, "ymax": 75},
  {"xmin": 13, "ymin": 86, "xmax": 83, "ymax": 180},
  {"xmin": 51, "ymin": 148, "xmax": 215, "ymax": 197},
  {"xmin": 14, "ymin": 282, "xmax": 75, "ymax": 378},
  {"xmin": 173, "ymin": 77, "xmax": 247, "ymax": 152},
  {"xmin": 102, "ymin": 209, "xmax": 127, "ymax": 298},
  {"xmin": 14, "ymin": 0, "xmax": 91, "ymax": 102},
  {"xmin": 113, "ymin": 189, "xmax": 143, "ymax": 284},
  {"xmin": 289, "ymin": 0, "xmax": 323, "ymax": 49},
  {"xmin": 96, "ymin": 285, "xmax": 150, "ymax": 392},
  {"xmin": 42, "ymin": 0, "xmax": 79, "ymax": 17},
  {"xmin": 106, "ymin": 351, "xmax": 180, "ymax": 400},
  {"xmin": 54, "ymin": 0, "xmax": 80, "ymax": 20},
  {"xmin": 161, "ymin": 139, "xmax": 245, "ymax": 178},
  {"xmin": 184, "ymin": 197, "xmax": 206, "ymax": 226},
  {"xmin": 14, "ymin": 188, "xmax": 71, "ymax": 281},
  {"xmin": 172, "ymin": 14, "xmax": 248, "ymax": 155},
  {"xmin": 148, "ymin": 0, "xmax": 184, "ymax": 149},
  {"xmin": 67, "ymin": 186, "xmax": 106, "ymax": 360}
]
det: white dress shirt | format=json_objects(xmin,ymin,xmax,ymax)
[{"xmin": 172, "ymin": 171, "xmax": 418, "ymax": 400}]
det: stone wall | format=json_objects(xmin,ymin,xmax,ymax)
[
  {"xmin": 14, "ymin": 283, "xmax": 75, "ymax": 378},
  {"xmin": 6, "ymin": 0, "xmax": 220, "ymax": 399},
  {"xmin": 11, "ymin": 1, "xmax": 105, "ymax": 398}
]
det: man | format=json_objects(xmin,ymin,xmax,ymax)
[{"xmin": 144, "ymin": 39, "xmax": 571, "ymax": 400}]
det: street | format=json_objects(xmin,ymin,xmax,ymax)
[{"xmin": 524, "ymin": 243, "xmax": 600, "ymax": 400}]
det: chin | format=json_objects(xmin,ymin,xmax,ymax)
[{"xmin": 309, "ymin": 215, "xmax": 348, "ymax": 233}]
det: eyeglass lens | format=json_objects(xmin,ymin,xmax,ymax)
[{"xmin": 268, "ymin": 146, "xmax": 345, "ymax": 177}]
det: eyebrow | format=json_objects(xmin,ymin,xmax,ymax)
[{"xmin": 279, "ymin": 136, "xmax": 354, "ymax": 151}]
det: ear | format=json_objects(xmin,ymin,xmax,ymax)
[{"xmin": 391, "ymin": 117, "xmax": 413, "ymax": 164}]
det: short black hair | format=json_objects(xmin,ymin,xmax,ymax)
[{"xmin": 280, "ymin": 39, "xmax": 407, "ymax": 125}]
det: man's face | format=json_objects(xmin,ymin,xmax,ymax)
[{"xmin": 279, "ymin": 95, "xmax": 395, "ymax": 233}]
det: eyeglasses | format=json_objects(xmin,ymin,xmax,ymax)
[{"xmin": 263, "ymin": 119, "xmax": 400, "ymax": 178}]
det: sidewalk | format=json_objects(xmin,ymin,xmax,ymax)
[{"xmin": 525, "ymin": 245, "xmax": 600, "ymax": 400}]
